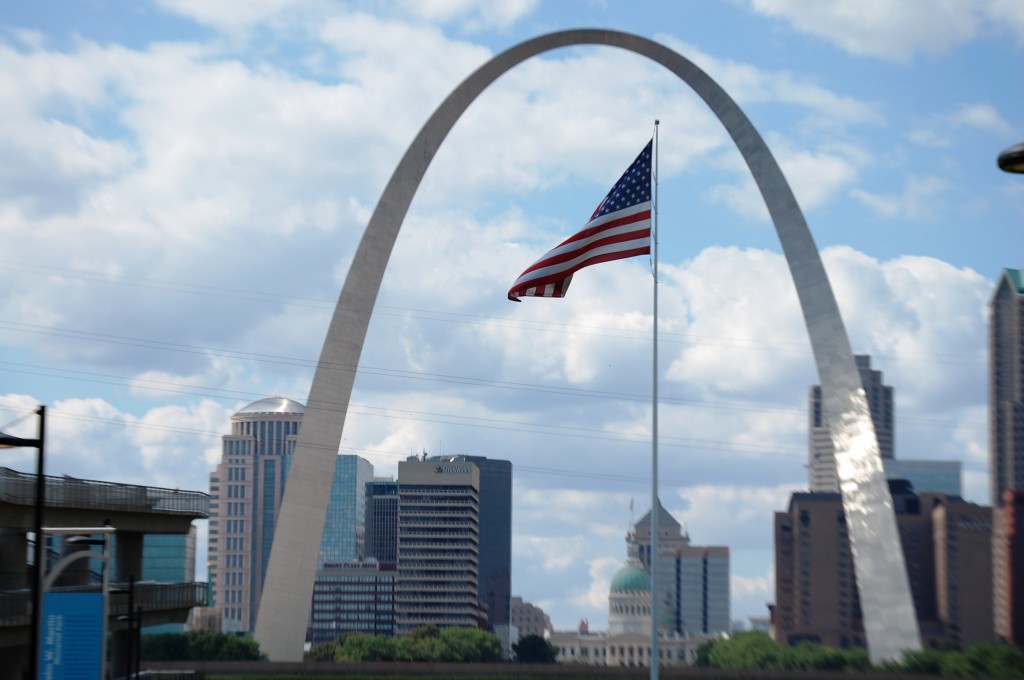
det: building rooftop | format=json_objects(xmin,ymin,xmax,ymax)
[
  {"xmin": 235, "ymin": 396, "xmax": 305, "ymax": 416},
  {"xmin": 610, "ymin": 562, "xmax": 650, "ymax": 593},
  {"xmin": 1005, "ymin": 268, "xmax": 1024, "ymax": 296}
]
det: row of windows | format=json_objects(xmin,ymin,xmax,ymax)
[
  {"xmin": 223, "ymin": 519, "xmax": 246, "ymax": 533},
  {"xmin": 222, "ymin": 607, "xmax": 245, "ymax": 620},
  {"xmin": 223, "ymin": 571, "xmax": 245, "ymax": 586},
  {"xmin": 225, "ymin": 484, "xmax": 247, "ymax": 498},
  {"xmin": 313, "ymin": 593, "xmax": 394, "ymax": 601},
  {"xmin": 222, "ymin": 589, "xmax": 245, "ymax": 604},
  {"xmin": 226, "ymin": 466, "xmax": 248, "ymax": 481},
  {"xmin": 225, "ymin": 501, "xmax": 247, "ymax": 516}
]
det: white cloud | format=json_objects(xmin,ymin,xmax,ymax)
[
  {"xmin": 664, "ymin": 246, "xmax": 809, "ymax": 397},
  {"xmin": 821, "ymin": 249, "xmax": 989, "ymax": 410},
  {"xmin": 945, "ymin": 103, "xmax": 1015, "ymax": 136},
  {"xmin": 747, "ymin": 0, "xmax": 983, "ymax": 61},
  {"xmin": 851, "ymin": 175, "xmax": 952, "ymax": 221},
  {"xmin": 704, "ymin": 133, "xmax": 867, "ymax": 220},
  {"xmin": 156, "ymin": 0, "xmax": 316, "ymax": 31},
  {"xmin": 987, "ymin": 0, "xmax": 1024, "ymax": 43},
  {"xmin": 396, "ymin": 0, "xmax": 538, "ymax": 30},
  {"xmin": 909, "ymin": 103, "xmax": 1015, "ymax": 149},
  {"xmin": 573, "ymin": 556, "xmax": 622, "ymax": 612}
]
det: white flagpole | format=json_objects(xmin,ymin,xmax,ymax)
[{"xmin": 650, "ymin": 119, "xmax": 660, "ymax": 680}]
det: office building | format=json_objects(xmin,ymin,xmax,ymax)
[
  {"xmin": 773, "ymin": 485, "xmax": 993, "ymax": 649},
  {"xmin": 991, "ymin": 268, "xmax": 1024, "ymax": 643},
  {"xmin": 427, "ymin": 454, "xmax": 512, "ymax": 633},
  {"xmin": 207, "ymin": 397, "xmax": 371, "ymax": 633},
  {"xmin": 395, "ymin": 458, "xmax": 481, "ymax": 634},
  {"xmin": 632, "ymin": 502, "xmax": 730, "ymax": 636},
  {"xmin": 310, "ymin": 560, "xmax": 397, "ymax": 644},
  {"xmin": 809, "ymin": 355, "xmax": 894, "ymax": 492},
  {"xmin": 511, "ymin": 596, "xmax": 552, "ymax": 639}
]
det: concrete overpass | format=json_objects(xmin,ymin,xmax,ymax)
[{"xmin": 0, "ymin": 466, "xmax": 209, "ymax": 677}]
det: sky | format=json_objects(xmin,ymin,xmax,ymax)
[{"xmin": 1, "ymin": 0, "xmax": 1023, "ymax": 633}]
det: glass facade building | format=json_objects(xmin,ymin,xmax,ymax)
[
  {"xmin": 882, "ymin": 459, "xmax": 962, "ymax": 496},
  {"xmin": 320, "ymin": 455, "xmax": 373, "ymax": 565},
  {"xmin": 365, "ymin": 479, "xmax": 399, "ymax": 565}
]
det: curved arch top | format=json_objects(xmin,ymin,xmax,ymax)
[{"xmin": 254, "ymin": 29, "xmax": 920, "ymax": 663}]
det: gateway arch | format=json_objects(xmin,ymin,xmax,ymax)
[{"xmin": 254, "ymin": 29, "xmax": 921, "ymax": 663}]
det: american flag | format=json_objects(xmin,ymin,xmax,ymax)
[{"xmin": 508, "ymin": 140, "xmax": 652, "ymax": 301}]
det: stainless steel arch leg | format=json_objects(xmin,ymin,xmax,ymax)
[{"xmin": 254, "ymin": 29, "xmax": 920, "ymax": 663}]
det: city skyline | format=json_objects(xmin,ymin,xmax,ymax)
[{"xmin": 1, "ymin": 0, "xmax": 1022, "ymax": 631}]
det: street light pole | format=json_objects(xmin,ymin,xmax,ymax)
[
  {"xmin": 0, "ymin": 406, "xmax": 44, "ymax": 680},
  {"xmin": 32, "ymin": 406, "xmax": 45, "ymax": 680}
]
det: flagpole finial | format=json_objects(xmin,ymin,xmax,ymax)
[{"xmin": 655, "ymin": 119, "xmax": 659, "ymax": 125}]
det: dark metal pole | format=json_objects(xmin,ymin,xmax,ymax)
[
  {"xmin": 126, "ymin": 575, "xmax": 134, "ymax": 680},
  {"xmin": 134, "ymin": 604, "xmax": 142, "ymax": 679},
  {"xmin": 29, "ymin": 406, "xmax": 45, "ymax": 680}
]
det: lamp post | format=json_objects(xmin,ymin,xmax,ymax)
[
  {"xmin": 998, "ymin": 142, "xmax": 1024, "ymax": 174},
  {"xmin": 0, "ymin": 406, "xmax": 45, "ymax": 680}
]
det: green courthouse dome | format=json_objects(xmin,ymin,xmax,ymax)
[{"xmin": 609, "ymin": 563, "xmax": 650, "ymax": 593}]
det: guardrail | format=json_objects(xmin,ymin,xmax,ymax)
[
  {"xmin": 0, "ymin": 467, "xmax": 208, "ymax": 517},
  {"xmin": 0, "ymin": 581, "xmax": 208, "ymax": 627}
]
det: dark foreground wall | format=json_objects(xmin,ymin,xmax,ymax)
[{"xmin": 146, "ymin": 660, "xmax": 943, "ymax": 680}]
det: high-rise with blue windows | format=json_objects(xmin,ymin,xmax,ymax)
[{"xmin": 208, "ymin": 397, "xmax": 372, "ymax": 634}]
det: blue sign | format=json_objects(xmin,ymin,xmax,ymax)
[{"xmin": 39, "ymin": 592, "xmax": 103, "ymax": 680}]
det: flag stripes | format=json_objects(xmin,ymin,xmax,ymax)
[{"xmin": 508, "ymin": 140, "xmax": 653, "ymax": 301}]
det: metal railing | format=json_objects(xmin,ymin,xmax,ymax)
[
  {"xmin": 0, "ymin": 581, "xmax": 207, "ymax": 627},
  {"xmin": 0, "ymin": 467, "xmax": 208, "ymax": 517}
]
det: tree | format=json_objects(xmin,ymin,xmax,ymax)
[
  {"xmin": 707, "ymin": 632, "xmax": 785, "ymax": 670},
  {"xmin": 334, "ymin": 626, "xmax": 501, "ymax": 662},
  {"xmin": 336, "ymin": 632, "xmax": 395, "ymax": 661},
  {"xmin": 512, "ymin": 634, "xmax": 558, "ymax": 663},
  {"xmin": 304, "ymin": 640, "xmax": 337, "ymax": 662},
  {"xmin": 141, "ymin": 632, "xmax": 263, "ymax": 661},
  {"xmin": 440, "ymin": 627, "xmax": 502, "ymax": 662},
  {"xmin": 693, "ymin": 639, "xmax": 717, "ymax": 667}
]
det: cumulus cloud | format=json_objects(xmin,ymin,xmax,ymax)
[
  {"xmin": 396, "ymin": 0, "xmax": 538, "ymax": 30},
  {"xmin": 748, "ymin": 0, "xmax": 984, "ymax": 61},
  {"xmin": 156, "ymin": 0, "xmax": 316, "ymax": 31},
  {"xmin": 909, "ymin": 103, "xmax": 1015, "ymax": 149},
  {"xmin": 850, "ymin": 176, "xmax": 953, "ymax": 221}
]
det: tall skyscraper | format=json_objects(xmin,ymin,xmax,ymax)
[
  {"xmin": 321, "ymin": 454, "xmax": 374, "ymax": 565},
  {"xmin": 632, "ymin": 501, "xmax": 730, "ymax": 636},
  {"xmin": 809, "ymin": 355, "xmax": 894, "ymax": 492},
  {"xmin": 809, "ymin": 354, "xmax": 963, "ymax": 496},
  {"xmin": 990, "ymin": 268, "xmax": 1024, "ymax": 643},
  {"xmin": 427, "ymin": 454, "xmax": 512, "ymax": 633},
  {"xmin": 208, "ymin": 397, "xmax": 371, "ymax": 633},
  {"xmin": 395, "ymin": 458, "xmax": 481, "ymax": 634}
]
